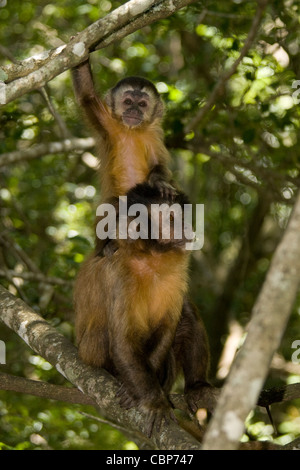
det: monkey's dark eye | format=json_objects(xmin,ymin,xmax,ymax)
[
  {"xmin": 124, "ymin": 98, "xmax": 133, "ymax": 106},
  {"xmin": 138, "ymin": 101, "xmax": 147, "ymax": 107}
]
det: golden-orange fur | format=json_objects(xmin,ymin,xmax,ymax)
[
  {"xmin": 97, "ymin": 102, "xmax": 169, "ymax": 199},
  {"xmin": 72, "ymin": 59, "xmax": 213, "ymax": 436}
]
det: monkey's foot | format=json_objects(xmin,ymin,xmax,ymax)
[
  {"xmin": 116, "ymin": 385, "xmax": 177, "ymax": 437},
  {"xmin": 144, "ymin": 404, "xmax": 177, "ymax": 438},
  {"xmin": 185, "ymin": 382, "xmax": 220, "ymax": 414},
  {"xmin": 116, "ymin": 384, "xmax": 138, "ymax": 409}
]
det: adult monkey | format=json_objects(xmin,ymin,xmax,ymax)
[{"xmin": 72, "ymin": 57, "xmax": 215, "ymax": 436}]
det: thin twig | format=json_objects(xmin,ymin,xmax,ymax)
[{"xmin": 38, "ymin": 87, "xmax": 71, "ymax": 139}]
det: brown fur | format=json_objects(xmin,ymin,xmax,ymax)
[{"xmin": 72, "ymin": 59, "xmax": 214, "ymax": 436}]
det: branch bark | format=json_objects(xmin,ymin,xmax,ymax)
[
  {"xmin": 0, "ymin": 371, "xmax": 96, "ymax": 406},
  {"xmin": 0, "ymin": 0, "xmax": 197, "ymax": 106},
  {"xmin": 0, "ymin": 284, "xmax": 201, "ymax": 450},
  {"xmin": 0, "ymin": 138, "xmax": 95, "ymax": 168},
  {"xmin": 0, "ymin": 269, "xmax": 73, "ymax": 287},
  {"xmin": 258, "ymin": 383, "xmax": 300, "ymax": 407},
  {"xmin": 1, "ymin": 370, "xmax": 299, "ymax": 410},
  {"xmin": 202, "ymin": 190, "xmax": 300, "ymax": 450}
]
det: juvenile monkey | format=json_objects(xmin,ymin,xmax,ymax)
[{"xmin": 72, "ymin": 58, "xmax": 215, "ymax": 436}]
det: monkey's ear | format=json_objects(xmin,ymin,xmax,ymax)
[
  {"xmin": 155, "ymin": 99, "xmax": 165, "ymax": 119},
  {"xmin": 104, "ymin": 90, "xmax": 113, "ymax": 109}
]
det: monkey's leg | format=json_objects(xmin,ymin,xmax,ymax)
[
  {"xmin": 77, "ymin": 325, "xmax": 112, "ymax": 370},
  {"xmin": 174, "ymin": 298, "xmax": 218, "ymax": 414},
  {"xmin": 111, "ymin": 327, "xmax": 177, "ymax": 436},
  {"xmin": 74, "ymin": 256, "xmax": 113, "ymax": 370},
  {"xmin": 147, "ymin": 324, "xmax": 177, "ymax": 394}
]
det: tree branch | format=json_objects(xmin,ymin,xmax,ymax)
[
  {"xmin": 38, "ymin": 87, "xmax": 71, "ymax": 139},
  {"xmin": 202, "ymin": 189, "xmax": 300, "ymax": 450},
  {"xmin": 0, "ymin": 371, "xmax": 96, "ymax": 406},
  {"xmin": 0, "ymin": 284, "xmax": 201, "ymax": 450},
  {"xmin": 0, "ymin": 0, "xmax": 197, "ymax": 106},
  {"xmin": 0, "ymin": 138, "xmax": 95, "ymax": 168},
  {"xmin": 1, "ymin": 369, "xmax": 298, "ymax": 410},
  {"xmin": 0, "ymin": 269, "xmax": 73, "ymax": 287},
  {"xmin": 258, "ymin": 383, "xmax": 300, "ymax": 407}
]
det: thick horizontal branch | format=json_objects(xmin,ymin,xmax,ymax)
[
  {"xmin": 258, "ymin": 383, "xmax": 300, "ymax": 407},
  {"xmin": 0, "ymin": 371, "xmax": 96, "ymax": 406},
  {"xmin": 0, "ymin": 284, "xmax": 201, "ymax": 450},
  {"xmin": 1, "ymin": 370, "xmax": 298, "ymax": 410},
  {"xmin": 0, "ymin": 0, "xmax": 196, "ymax": 106},
  {"xmin": 0, "ymin": 269, "xmax": 73, "ymax": 287},
  {"xmin": 1, "ymin": 369, "xmax": 299, "ymax": 451},
  {"xmin": 0, "ymin": 138, "xmax": 95, "ymax": 168},
  {"xmin": 0, "ymin": 371, "xmax": 191, "ymax": 416}
]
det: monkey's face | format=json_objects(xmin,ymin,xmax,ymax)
[
  {"xmin": 121, "ymin": 88, "xmax": 150, "ymax": 127},
  {"xmin": 106, "ymin": 77, "xmax": 164, "ymax": 129}
]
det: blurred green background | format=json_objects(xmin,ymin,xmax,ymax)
[{"xmin": 0, "ymin": 0, "xmax": 299, "ymax": 449}]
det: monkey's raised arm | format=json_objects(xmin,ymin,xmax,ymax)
[{"xmin": 72, "ymin": 59, "xmax": 108, "ymax": 137}]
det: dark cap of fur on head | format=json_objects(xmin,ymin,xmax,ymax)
[{"xmin": 112, "ymin": 76, "xmax": 160, "ymax": 97}]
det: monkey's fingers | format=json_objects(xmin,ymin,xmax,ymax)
[
  {"xmin": 156, "ymin": 407, "xmax": 178, "ymax": 433},
  {"xmin": 186, "ymin": 396, "xmax": 198, "ymax": 414},
  {"xmin": 115, "ymin": 383, "xmax": 126, "ymax": 397},
  {"xmin": 120, "ymin": 396, "xmax": 136, "ymax": 409},
  {"xmin": 160, "ymin": 182, "xmax": 178, "ymax": 201},
  {"xmin": 149, "ymin": 179, "xmax": 178, "ymax": 201},
  {"xmin": 170, "ymin": 409, "xmax": 178, "ymax": 424},
  {"xmin": 155, "ymin": 412, "xmax": 165, "ymax": 434},
  {"xmin": 143, "ymin": 411, "xmax": 161, "ymax": 437},
  {"xmin": 185, "ymin": 384, "xmax": 220, "ymax": 415},
  {"xmin": 143, "ymin": 404, "xmax": 178, "ymax": 437},
  {"xmin": 116, "ymin": 385, "xmax": 137, "ymax": 409},
  {"xmin": 145, "ymin": 411, "xmax": 156, "ymax": 438}
]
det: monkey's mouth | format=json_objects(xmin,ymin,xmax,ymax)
[{"xmin": 122, "ymin": 114, "xmax": 142, "ymax": 128}]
